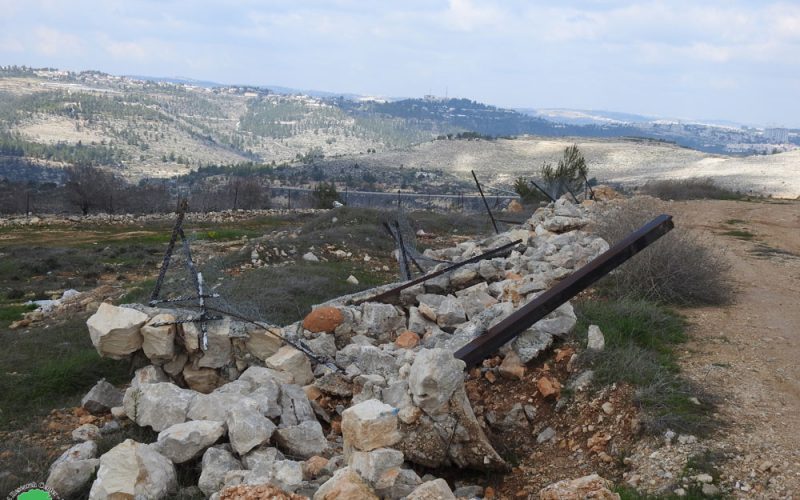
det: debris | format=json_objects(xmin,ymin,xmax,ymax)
[{"xmin": 538, "ymin": 474, "xmax": 619, "ymax": 500}]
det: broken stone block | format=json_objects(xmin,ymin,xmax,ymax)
[
  {"xmin": 434, "ymin": 296, "xmax": 466, "ymax": 329},
  {"xmin": 537, "ymin": 374, "xmax": 561, "ymax": 399},
  {"xmin": 243, "ymin": 447, "xmax": 284, "ymax": 473},
  {"xmin": 266, "ymin": 345, "xmax": 314, "ymax": 386},
  {"xmin": 81, "ymin": 379, "xmax": 124, "ymax": 414},
  {"xmin": 341, "ymin": 399, "xmax": 401, "ymax": 453},
  {"xmin": 87, "ymin": 303, "xmax": 147, "ymax": 359},
  {"xmin": 395, "ymin": 330, "xmax": 420, "ymax": 349},
  {"xmin": 279, "ymin": 383, "xmax": 316, "ymax": 427},
  {"xmin": 358, "ymin": 302, "xmax": 406, "ymax": 340},
  {"xmin": 122, "ymin": 382, "xmax": 196, "ymax": 432},
  {"xmin": 406, "ymin": 478, "xmax": 456, "ymax": 499},
  {"xmin": 408, "ymin": 349, "xmax": 465, "ymax": 414},
  {"xmin": 199, "ymin": 446, "xmax": 241, "ymax": 497},
  {"xmin": 197, "ymin": 318, "xmax": 233, "ymax": 369},
  {"xmin": 154, "ymin": 420, "xmax": 226, "ymax": 464},
  {"xmin": 375, "ymin": 468, "xmax": 422, "ymax": 499},
  {"xmin": 245, "ymin": 326, "xmax": 284, "ymax": 361},
  {"xmin": 239, "ymin": 365, "xmax": 294, "ymax": 387},
  {"xmin": 163, "ymin": 352, "xmax": 188, "ymax": 377},
  {"xmin": 183, "ymin": 364, "xmax": 221, "ymax": 394},
  {"xmin": 349, "ymin": 448, "xmax": 404, "ymax": 484},
  {"xmin": 187, "ymin": 392, "xmax": 253, "ymax": 423},
  {"xmin": 88, "ymin": 439, "xmax": 177, "ymax": 499},
  {"xmin": 449, "ymin": 266, "xmax": 478, "ymax": 288},
  {"xmin": 273, "ymin": 420, "xmax": 329, "ymax": 459},
  {"xmin": 539, "ymin": 474, "xmax": 620, "ymax": 500},
  {"xmin": 498, "ymin": 351, "xmax": 525, "ymax": 380},
  {"xmin": 141, "ymin": 313, "xmax": 176, "ymax": 364},
  {"xmin": 302, "ymin": 306, "xmax": 344, "ymax": 334},
  {"xmin": 313, "ymin": 467, "xmax": 378, "ymax": 500},
  {"xmin": 226, "ymin": 402, "xmax": 277, "ymax": 455}
]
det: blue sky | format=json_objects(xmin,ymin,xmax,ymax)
[{"xmin": 1, "ymin": 0, "xmax": 799, "ymax": 126}]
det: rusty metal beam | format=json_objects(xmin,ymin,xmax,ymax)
[
  {"xmin": 353, "ymin": 239, "xmax": 522, "ymax": 305},
  {"xmin": 454, "ymin": 214, "xmax": 674, "ymax": 367}
]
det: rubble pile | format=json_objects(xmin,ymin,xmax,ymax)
[{"xmin": 46, "ymin": 198, "xmax": 617, "ymax": 499}]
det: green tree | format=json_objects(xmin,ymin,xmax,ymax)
[
  {"xmin": 513, "ymin": 177, "xmax": 548, "ymax": 205},
  {"xmin": 312, "ymin": 182, "xmax": 340, "ymax": 209},
  {"xmin": 540, "ymin": 144, "xmax": 588, "ymax": 197}
]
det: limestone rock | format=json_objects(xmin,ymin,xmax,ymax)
[
  {"xmin": 239, "ymin": 365, "xmax": 294, "ymax": 387},
  {"xmin": 266, "ymin": 346, "xmax": 314, "ymax": 386},
  {"xmin": 408, "ymin": 349, "xmax": 465, "ymax": 414},
  {"xmin": 537, "ymin": 375, "xmax": 561, "ymax": 399},
  {"xmin": 279, "ymin": 383, "xmax": 316, "ymax": 427},
  {"xmin": 46, "ymin": 441, "xmax": 99, "ymax": 498},
  {"xmin": 273, "ymin": 420, "xmax": 329, "ymax": 459},
  {"xmin": 188, "ymin": 392, "xmax": 255, "ymax": 423},
  {"xmin": 342, "ymin": 399, "xmax": 401, "ymax": 453},
  {"xmin": 199, "ymin": 447, "xmax": 242, "ymax": 497},
  {"xmin": 395, "ymin": 330, "xmax": 420, "ymax": 349},
  {"xmin": 313, "ymin": 467, "xmax": 378, "ymax": 500},
  {"xmin": 303, "ymin": 306, "xmax": 344, "ymax": 334},
  {"xmin": 245, "ymin": 326, "xmax": 284, "ymax": 361},
  {"xmin": 87, "ymin": 303, "xmax": 147, "ymax": 359},
  {"xmin": 81, "ymin": 379, "xmax": 124, "ymax": 414},
  {"xmin": 433, "ymin": 296, "xmax": 466, "ymax": 329},
  {"xmin": 242, "ymin": 447, "xmax": 284, "ymax": 472},
  {"xmin": 131, "ymin": 364, "xmax": 169, "ymax": 388},
  {"xmin": 349, "ymin": 448, "xmax": 404, "ymax": 484},
  {"xmin": 122, "ymin": 382, "xmax": 196, "ymax": 431},
  {"xmin": 406, "ymin": 478, "xmax": 456, "ymax": 499},
  {"xmin": 227, "ymin": 402, "xmax": 277, "ymax": 455},
  {"xmin": 141, "ymin": 313, "xmax": 176, "ymax": 363},
  {"xmin": 358, "ymin": 303, "xmax": 405, "ymax": 339},
  {"xmin": 72, "ymin": 423, "xmax": 100, "ymax": 442},
  {"xmin": 538, "ymin": 474, "xmax": 620, "ymax": 500},
  {"xmin": 587, "ymin": 324, "xmax": 605, "ymax": 351},
  {"xmin": 197, "ymin": 318, "xmax": 233, "ymax": 369},
  {"xmin": 498, "ymin": 351, "xmax": 526, "ymax": 380},
  {"xmin": 154, "ymin": 420, "xmax": 226, "ymax": 463},
  {"xmin": 88, "ymin": 439, "xmax": 177, "ymax": 499},
  {"xmin": 183, "ymin": 364, "xmax": 222, "ymax": 394}
]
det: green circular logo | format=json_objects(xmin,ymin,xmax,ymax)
[
  {"xmin": 7, "ymin": 483, "xmax": 60, "ymax": 500},
  {"xmin": 17, "ymin": 489, "xmax": 52, "ymax": 500}
]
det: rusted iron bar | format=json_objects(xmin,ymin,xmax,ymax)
[
  {"xmin": 383, "ymin": 222, "xmax": 412, "ymax": 279},
  {"xmin": 582, "ymin": 172, "xmax": 595, "ymax": 200},
  {"xmin": 382, "ymin": 222, "xmax": 425, "ymax": 277},
  {"xmin": 354, "ymin": 239, "xmax": 523, "ymax": 305},
  {"xmin": 394, "ymin": 220, "xmax": 425, "ymax": 275},
  {"xmin": 529, "ymin": 179, "xmax": 556, "ymax": 203},
  {"xmin": 150, "ymin": 199, "xmax": 188, "ymax": 303},
  {"xmin": 454, "ymin": 214, "xmax": 674, "ymax": 367},
  {"xmin": 471, "ymin": 170, "xmax": 499, "ymax": 234}
]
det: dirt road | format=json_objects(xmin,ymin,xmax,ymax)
[{"xmin": 672, "ymin": 199, "xmax": 800, "ymax": 497}]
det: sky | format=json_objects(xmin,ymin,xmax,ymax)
[{"xmin": 1, "ymin": 0, "xmax": 799, "ymax": 127}]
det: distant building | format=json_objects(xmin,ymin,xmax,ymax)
[{"xmin": 764, "ymin": 127, "xmax": 789, "ymax": 143}]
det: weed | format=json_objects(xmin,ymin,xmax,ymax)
[
  {"xmin": 575, "ymin": 299, "xmax": 717, "ymax": 436},
  {"xmin": 0, "ymin": 303, "xmax": 36, "ymax": 326},
  {"xmin": 721, "ymin": 229, "xmax": 755, "ymax": 240},
  {"xmin": 593, "ymin": 198, "xmax": 733, "ymax": 306},
  {"xmin": 640, "ymin": 178, "xmax": 747, "ymax": 201},
  {"xmin": 723, "ymin": 219, "xmax": 745, "ymax": 225},
  {"xmin": 750, "ymin": 244, "xmax": 798, "ymax": 259}
]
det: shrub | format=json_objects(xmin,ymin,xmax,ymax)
[
  {"xmin": 541, "ymin": 144, "xmax": 588, "ymax": 197},
  {"xmin": 640, "ymin": 178, "xmax": 745, "ymax": 201},
  {"xmin": 592, "ymin": 197, "xmax": 733, "ymax": 306},
  {"xmin": 513, "ymin": 177, "xmax": 550, "ymax": 205},
  {"xmin": 312, "ymin": 181, "xmax": 340, "ymax": 209}
]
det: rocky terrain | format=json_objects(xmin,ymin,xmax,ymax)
[{"xmin": 36, "ymin": 199, "xmax": 638, "ymax": 499}]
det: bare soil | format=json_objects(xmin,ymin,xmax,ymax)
[{"xmin": 672, "ymin": 199, "xmax": 800, "ymax": 497}]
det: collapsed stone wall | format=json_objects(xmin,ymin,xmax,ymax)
[{"xmin": 50, "ymin": 198, "xmax": 612, "ymax": 499}]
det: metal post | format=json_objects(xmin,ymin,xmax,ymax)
[
  {"xmin": 529, "ymin": 179, "xmax": 556, "ymax": 202},
  {"xmin": 471, "ymin": 170, "xmax": 499, "ymax": 234}
]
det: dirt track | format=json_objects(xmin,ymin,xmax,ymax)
[{"xmin": 671, "ymin": 199, "xmax": 800, "ymax": 497}]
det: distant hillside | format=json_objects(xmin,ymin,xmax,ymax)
[{"xmin": 0, "ymin": 66, "xmax": 796, "ymax": 183}]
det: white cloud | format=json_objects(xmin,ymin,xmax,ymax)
[
  {"xmin": 34, "ymin": 26, "xmax": 83, "ymax": 56},
  {"xmin": 443, "ymin": 0, "xmax": 506, "ymax": 31}
]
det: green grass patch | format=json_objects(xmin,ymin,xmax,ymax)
[
  {"xmin": 216, "ymin": 261, "xmax": 384, "ymax": 325},
  {"xmin": 0, "ymin": 315, "xmax": 129, "ymax": 431},
  {"xmin": 575, "ymin": 299, "xmax": 716, "ymax": 436},
  {"xmin": 720, "ymin": 229, "xmax": 755, "ymax": 240},
  {"xmin": 0, "ymin": 303, "xmax": 36, "ymax": 326}
]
